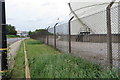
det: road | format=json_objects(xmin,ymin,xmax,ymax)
[{"xmin": 7, "ymin": 38, "xmax": 23, "ymax": 45}]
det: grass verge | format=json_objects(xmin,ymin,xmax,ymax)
[
  {"xmin": 25, "ymin": 39, "xmax": 119, "ymax": 78},
  {"xmin": 7, "ymin": 35, "xmax": 26, "ymax": 38},
  {"xmin": 11, "ymin": 41, "xmax": 25, "ymax": 78}
]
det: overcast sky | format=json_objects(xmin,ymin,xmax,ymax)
[{"xmin": 6, "ymin": 0, "xmax": 70, "ymax": 31}]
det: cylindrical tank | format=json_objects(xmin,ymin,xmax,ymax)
[{"xmin": 69, "ymin": 0, "xmax": 119, "ymax": 34}]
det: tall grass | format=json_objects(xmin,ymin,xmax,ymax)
[
  {"xmin": 25, "ymin": 39, "xmax": 119, "ymax": 78},
  {"xmin": 11, "ymin": 41, "xmax": 25, "ymax": 78}
]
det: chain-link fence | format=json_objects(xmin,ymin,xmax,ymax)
[
  {"xmin": 30, "ymin": 1, "xmax": 120, "ymax": 71},
  {"xmin": 111, "ymin": 2, "xmax": 120, "ymax": 72},
  {"xmin": 48, "ymin": 23, "xmax": 69, "ymax": 53}
]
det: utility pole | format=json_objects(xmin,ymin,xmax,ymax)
[{"xmin": 0, "ymin": 0, "xmax": 8, "ymax": 71}]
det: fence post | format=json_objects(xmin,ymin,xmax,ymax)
[
  {"xmin": 106, "ymin": 0, "xmax": 115, "ymax": 69},
  {"xmin": 43, "ymin": 30, "xmax": 46, "ymax": 44},
  {"xmin": 47, "ymin": 26, "xmax": 50, "ymax": 45},
  {"xmin": 42, "ymin": 32, "xmax": 44, "ymax": 43},
  {"xmin": 68, "ymin": 16, "xmax": 74, "ymax": 53},
  {"xmin": 43, "ymin": 33, "xmax": 45, "ymax": 44},
  {"xmin": 118, "ymin": 1, "xmax": 120, "ymax": 75},
  {"xmin": 54, "ymin": 23, "xmax": 58, "ymax": 49}
]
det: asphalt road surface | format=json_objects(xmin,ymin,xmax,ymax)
[{"xmin": 7, "ymin": 38, "xmax": 23, "ymax": 45}]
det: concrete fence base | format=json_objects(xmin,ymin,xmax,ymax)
[{"xmin": 58, "ymin": 34, "xmax": 120, "ymax": 43}]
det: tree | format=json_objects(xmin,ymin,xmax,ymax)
[
  {"xmin": 29, "ymin": 29, "xmax": 53, "ymax": 38},
  {"xmin": 28, "ymin": 30, "xmax": 33, "ymax": 35},
  {"xmin": 6, "ymin": 24, "xmax": 17, "ymax": 35}
]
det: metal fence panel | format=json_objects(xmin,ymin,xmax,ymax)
[{"xmin": 30, "ymin": 1, "xmax": 120, "ymax": 70}]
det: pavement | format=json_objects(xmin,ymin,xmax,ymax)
[
  {"xmin": 0, "ymin": 38, "xmax": 24, "ymax": 79},
  {"xmin": 8, "ymin": 38, "xmax": 24, "ymax": 70}
]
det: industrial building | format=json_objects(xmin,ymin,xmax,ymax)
[{"xmin": 17, "ymin": 31, "xmax": 28, "ymax": 37}]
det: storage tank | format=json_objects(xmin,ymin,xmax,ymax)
[{"xmin": 69, "ymin": 0, "xmax": 119, "ymax": 35}]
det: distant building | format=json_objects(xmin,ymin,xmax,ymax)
[{"xmin": 17, "ymin": 31, "xmax": 28, "ymax": 36}]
